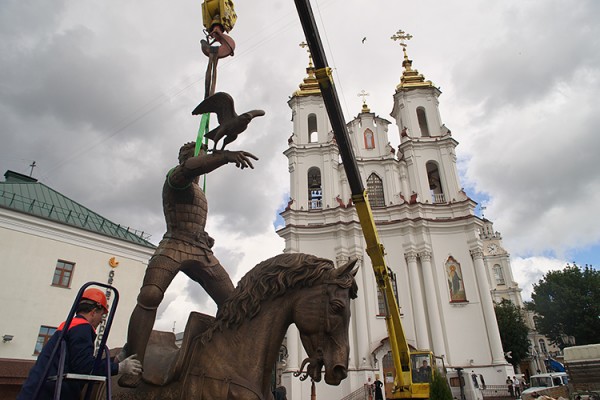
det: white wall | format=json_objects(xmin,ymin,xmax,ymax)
[{"xmin": 0, "ymin": 208, "xmax": 153, "ymax": 360}]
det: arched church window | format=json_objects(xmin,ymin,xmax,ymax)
[
  {"xmin": 307, "ymin": 167, "xmax": 322, "ymax": 210},
  {"xmin": 426, "ymin": 161, "xmax": 445, "ymax": 203},
  {"xmin": 308, "ymin": 114, "xmax": 318, "ymax": 143},
  {"xmin": 364, "ymin": 129, "xmax": 375, "ymax": 149},
  {"xmin": 367, "ymin": 173, "xmax": 385, "ymax": 208},
  {"xmin": 416, "ymin": 107, "xmax": 430, "ymax": 137},
  {"xmin": 377, "ymin": 268, "xmax": 398, "ymax": 315},
  {"xmin": 493, "ymin": 264, "xmax": 505, "ymax": 285}
]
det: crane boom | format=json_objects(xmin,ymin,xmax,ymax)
[{"xmin": 293, "ymin": 0, "xmax": 417, "ymax": 396}]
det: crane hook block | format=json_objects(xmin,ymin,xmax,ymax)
[{"xmin": 202, "ymin": 0, "xmax": 237, "ymax": 33}]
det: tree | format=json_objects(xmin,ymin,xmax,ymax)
[
  {"xmin": 430, "ymin": 369, "xmax": 453, "ymax": 400},
  {"xmin": 528, "ymin": 263, "xmax": 600, "ymax": 347},
  {"xmin": 494, "ymin": 299, "xmax": 530, "ymax": 368}
]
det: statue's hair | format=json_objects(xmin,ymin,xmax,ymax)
[{"xmin": 202, "ymin": 253, "xmax": 356, "ymax": 343}]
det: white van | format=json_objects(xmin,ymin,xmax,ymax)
[{"xmin": 446, "ymin": 369, "xmax": 484, "ymax": 400}]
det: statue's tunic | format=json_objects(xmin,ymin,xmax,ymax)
[{"xmin": 143, "ymin": 174, "xmax": 220, "ymax": 288}]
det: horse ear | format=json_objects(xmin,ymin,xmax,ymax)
[{"xmin": 337, "ymin": 258, "xmax": 358, "ymax": 277}]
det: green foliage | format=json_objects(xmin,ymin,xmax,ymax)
[
  {"xmin": 530, "ymin": 263, "xmax": 600, "ymax": 346},
  {"xmin": 430, "ymin": 370, "xmax": 453, "ymax": 400},
  {"xmin": 494, "ymin": 299, "xmax": 530, "ymax": 368}
]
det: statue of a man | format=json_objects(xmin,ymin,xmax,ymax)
[{"xmin": 119, "ymin": 142, "xmax": 258, "ymax": 387}]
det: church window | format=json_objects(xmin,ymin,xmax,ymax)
[
  {"xmin": 35, "ymin": 325, "xmax": 57, "ymax": 355},
  {"xmin": 367, "ymin": 173, "xmax": 385, "ymax": 208},
  {"xmin": 377, "ymin": 269, "xmax": 398, "ymax": 316},
  {"xmin": 307, "ymin": 167, "xmax": 322, "ymax": 210},
  {"xmin": 417, "ymin": 107, "xmax": 430, "ymax": 137},
  {"xmin": 539, "ymin": 339, "xmax": 548, "ymax": 354},
  {"xmin": 364, "ymin": 129, "xmax": 375, "ymax": 149},
  {"xmin": 493, "ymin": 264, "xmax": 505, "ymax": 285},
  {"xmin": 308, "ymin": 114, "xmax": 318, "ymax": 143},
  {"xmin": 52, "ymin": 260, "xmax": 75, "ymax": 288},
  {"xmin": 446, "ymin": 256, "xmax": 467, "ymax": 302},
  {"xmin": 426, "ymin": 161, "xmax": 445, "ymax": 203}
]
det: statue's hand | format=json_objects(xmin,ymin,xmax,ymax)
[{"xmin": 222, "ymin": 150, "xmax": 259, "ymax": 169}]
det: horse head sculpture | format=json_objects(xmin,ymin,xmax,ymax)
[{"xmin": 293, "ymin": 257, "xmax": 358, "ymax": 385}]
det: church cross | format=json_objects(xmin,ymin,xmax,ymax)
[
  {"xmin": 391, "ymin": 29, "xmax": 413, "ymax": 48},
  {"xmin": 299, "ymin": 41, "xmax": 314, "ymax": 66},
  {"xmin": 357, "ymin": 90, "xmax": 369, "ymax": 105}
]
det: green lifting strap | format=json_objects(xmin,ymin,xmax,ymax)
[
  {"xmin": 195, "ymin": 113, "xmax": 210, "ymax": 156},
  {"xmin": 194, "ymin": 113, "xmax": 210, "ymax": 192}
]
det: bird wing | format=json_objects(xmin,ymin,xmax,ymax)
[{"xmin": 191, "ymin": 92, "xmax": 236, "ymax": 123}]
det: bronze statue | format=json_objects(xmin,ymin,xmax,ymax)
[
  {"xmin": 111, "ymin": 253, "xmax": 358, "ymax": 399},
  {"xmin": 118, "ymin": 141, "xmax": 259, "ymax": 388}
]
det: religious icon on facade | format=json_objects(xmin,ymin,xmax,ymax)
[{"xmin": 446, "ymin": 256, "xmax": 467, "ymax": 302}]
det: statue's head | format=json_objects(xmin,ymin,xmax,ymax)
[
  {"xmin": 178, "ymin": 142, "xmax": 195, "ymax": 164},
  {"xmin": 178, "ymin": 142, "xmax": 207, "ymax": 164}
]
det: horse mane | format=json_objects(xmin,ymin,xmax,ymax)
[{"xmin": 202, "ymin": 253, "xmax": 348, "ymax": 343}]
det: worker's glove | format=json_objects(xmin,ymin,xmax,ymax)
[{"xmin": 118, "ymin": 354, "xmax": 142, "ymax": 375}]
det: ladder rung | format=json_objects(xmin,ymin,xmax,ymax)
[{"xmin": 48, "ymin": 373, "xmax": 106, "ymax": 382}]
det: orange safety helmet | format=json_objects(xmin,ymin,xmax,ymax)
[{"xmin": 81, "ymin": 288, "xmax": 109, "ymax": 314}]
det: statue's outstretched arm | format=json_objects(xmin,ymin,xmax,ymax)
[{"xmin": 170, "ymin": 150, "xmax": 259, "ymax": 187}]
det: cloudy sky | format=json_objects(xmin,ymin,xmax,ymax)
[{"xmin": 2, "ymin": 0, "xmax": 598, "ymax": 331}]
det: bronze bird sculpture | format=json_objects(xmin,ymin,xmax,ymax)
[{"xmin": 192, "ymin": 92, "xmax": 265, "ymax": 151}]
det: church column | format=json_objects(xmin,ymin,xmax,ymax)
[
  {"xmin": 400, "ymin": 168, "xmax": 411, "ymax": 202},
  {"xmin": 405, "ymin": 252, "xmax": 429, "ymax": 349},
  {"xmin": 355, "ymin": 258, "xmax": 370, "ymax": 369},
  {"xmin": 419, "ymin": 251, "xmax": 447, "ymax": 357},
  {"xmin": 471, "ymin": 249, "xmax": 506, "ymax": 364},
  {"xmin": 285, "ymin": 324, "xmax": 300, "ymax": 372}
]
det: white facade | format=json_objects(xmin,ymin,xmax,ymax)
[
  {"xmin": 0, "ymin": 207, "xmax": 153, "ymax": 362},
  {"xmin": 278, "ymin": 56, "xmax": 515, "ymax": 398}
]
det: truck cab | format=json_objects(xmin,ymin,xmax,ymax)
[{"xmin": 521, "ymin": 372, "xmax": 569, "ymax": 400}]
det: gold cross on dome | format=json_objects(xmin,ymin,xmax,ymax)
[
  {"xmin": 391, "ymin": 29, "xmax": 413, "ymax": 48},
  {"xmin": 357, "ymin": 90, "xmax": 370, "ymax": 104},
  {"xmin": 299, "ymin": 41, "xmax": 314, "ymax": 66},
  {"xmin": 299, "ymin": 41, "xmax": 312, "ymax": 55}
]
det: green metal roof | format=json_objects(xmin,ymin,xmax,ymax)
[{"xmin": 0, "ymin": 170, "xmax": 156, "ymax": 248}]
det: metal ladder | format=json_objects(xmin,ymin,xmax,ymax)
[{"xmin": 31, "ymin": 281, "xmax": 120, "ymax": 400}]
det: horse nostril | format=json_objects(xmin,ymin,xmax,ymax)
[{"xmin": 333, "ymin": 365, "xmax": 348, "ymax": 380}]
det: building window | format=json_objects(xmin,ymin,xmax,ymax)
[
  {"xmin": 493, "ymin": 264, "xmax": 505, "ymax": 285},
  {"xmin": 35, "ymin": 325, "xmax": 57, "ymax": 355},
  {"xmin": 426, "ymin": 161, "xmax": 445, "ymax": 203},
  {"xmin": 367, "ymin": 173, "xmax": 385, "ymax": 208},
  {"xmin": 52, "ymin": 260, "xmax": 75, "ymax": 288},
  {"xmin": 308, "ymin": 114, "xmax": 318, "ymax": 143},
  {"xmin": 417, "ymin": 107, "xmax": 430, "ymax": 137},
  {"xmin": 307, "ymin": 167, "xmax": 322, "ymax": 209},
  {"xmin": 539, "ymin": 339, "xmax": 548, "ymax": 355},
  {"xmin": 364, "ymin": 129, "xmax": 375, "ymax": 149},
  {"xmin": 377, "ymin": 269, "xmax": 398, "ymax": 315}
]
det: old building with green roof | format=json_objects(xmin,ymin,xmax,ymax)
[{"xmin": 0, "ymin": 170, "xmax": 155, "ymax": 397}]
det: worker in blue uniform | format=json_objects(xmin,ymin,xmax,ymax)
[{"xmin": 17, "ymin": 288, "xmax": 142, "ymax": 399}]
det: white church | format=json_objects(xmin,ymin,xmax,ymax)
[{"xmin": 277, "ymin": 38, "xmax": 522, "ymax": 399}]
